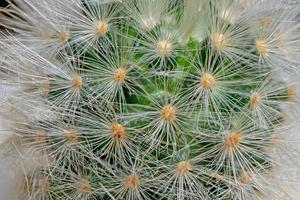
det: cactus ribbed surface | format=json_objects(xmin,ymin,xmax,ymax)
[{"xmin": 0, "ymin": 0, "xmax": 300, "ymax": 199}]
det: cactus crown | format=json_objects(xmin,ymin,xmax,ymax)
[{"xmin": 0, "ymin": 0, "xmax": 300, "ymax": 199}]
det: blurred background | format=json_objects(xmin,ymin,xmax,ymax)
[{"xmin": 1, "ymin": 1, "xmax": 16, "ymax": 199}]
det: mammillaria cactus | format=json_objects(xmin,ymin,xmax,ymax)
[{"xmin": 0, "ymin": 0, "xmax": 300, "ymax": 199}]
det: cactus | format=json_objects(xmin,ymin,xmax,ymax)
[{"xmin": 0, "ymin": 0, "xmax": 300, "ymax": 199}]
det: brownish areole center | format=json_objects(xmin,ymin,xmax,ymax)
[
  {"xmin": 113, "ymin": 67, "xmax": 126, "ymax": 82},
  {"xmin": 71, "ymin": 74, "xmax": 82, "ymax": 89},
  {"xmin": 176, "ymin": 161, "xmax": 192, "ymax": 175},
  {"xmin": 211, "ymin": 32, "xmax": 228, "ymax": 50},
  {"xmin": 250, "ymin": 91, "xmax": 262, "ymax": 106},
  {"xmin": 156, "ymin": 40, "xmax": 172, "ymax": 57},
  {"xmin": 200, "ymin": 73, "xmax": 216, "ymax": 89},
  {"xmin": 95, "ymin": 20, "xmax": 109, "ymax": 35},
  {"xmin": 255, "ymin": 39, "xmax": 268, "ymax": 55},
  {"xmin": 160, "ymin": 105, "xmax": 176, "ymax": 121},
  {"xmin": 77, "ymin": 178, "xmax": 91, "ymax": 194},
  {"xmin": 66, "ymin": 129, "xmax": 79, "ymax": 143},
  {"xmin": 123, "ymin": 174, "xmax": 139, "ymax": 190},
  {"xmin": 59, "ymin": 31, "xmax": 70, "ymax": 43},
  {"xmin": 224, "ymin": 131, "xmax": 240, "ymax": 148},
  {"xmin": 110, "ymin": 123, "xmax": 125, "ymax": 139}
]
